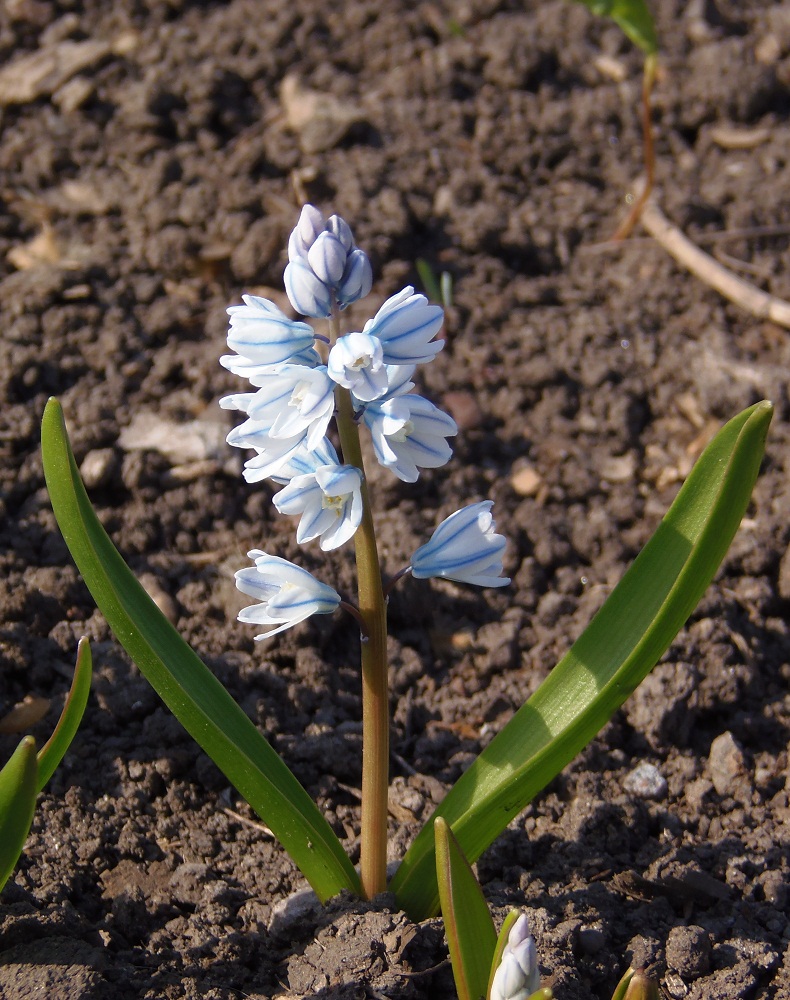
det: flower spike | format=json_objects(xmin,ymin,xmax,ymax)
[
  {"xmin": 235, "ymin": 551, "xmax": 341, "ymax": 639},
  {"xmin": 411, "ymin": 501, "xmax": 509, "ymax": 587}
]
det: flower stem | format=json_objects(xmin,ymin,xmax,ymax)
[{"xmin": 330, "ymin": 309, "xmax": 389, "ymax": 899}]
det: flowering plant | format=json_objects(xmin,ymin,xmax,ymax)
[{"xmin": 41, "ymin": 205, "xmax": 770, "ymax": 949}]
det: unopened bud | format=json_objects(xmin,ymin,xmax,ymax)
[
  {"xmin": 622, "ymin": 969, "xmax": 659, "ymax": 1000},
  {"xmin": 337, "ymin": 247, "xmax": 373, "ymax": 305},
  {"xmin": 326, "ymin": 214, "xmax": 354, "ymax": 252},
  {"xmin": 296, "ymin": 204, "xmax": 325, "ymax": 249},
  {"xmin": 284, "ymin": 258, "xmax": 332, "ymax": 318},
  {"xmin": 308, "ymin": 231, "xmax": 347, "ymax": 285},
  {"xmin": 490, "ymin": 912, "xmax": 541, "ymax": 1000}
]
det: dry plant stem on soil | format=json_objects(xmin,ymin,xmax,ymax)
[
  {"xmin": 329, "ymin": 305, "xmax": 389, "ymax": 900},
  {"xmin": 639, "ymin": 197, "xmax": 790, "ymax": 329}
]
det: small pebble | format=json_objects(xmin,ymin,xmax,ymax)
[
  {"xmin": 139, "ymin": 573, "xmax": 179, "ymax": 624},
  {"xmin": 623, "ymin": 762, "xmax": 667, "ymax": 800},
  {"xmin": 511, "ymin": 464, "xmax": 542, "ymax": 496},
  {"xmin": 600, "ymin": 453, "xmax": 636, "ymax": 483},
  {"xmin": 80, "ymin": 448, "xmax": 118, "ymax": 489},
  {"xmin": 579, "ymin": 926, "xmax": 606, "ymax": 955},
  {"xmin": 708, "ymin": 731, "xmax": 750, "ymax": 798}
]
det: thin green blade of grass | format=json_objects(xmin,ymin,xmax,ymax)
[
  {"xmin": 435, "ymin": 817, "xmax": 497, "ymax": 1000},
  {"xmin": 36, "ymin": 637, "xmax": 92, "ymax": 791},
  {"xmin": 393, "ymin": 401, "xmax": 772, "ymax": 918},
  {"xmin": 41, "ymin": 398, "xmax": 360, "ymax": 901},
  {"xmin": 0, "ymin": 736, "xmax": 38, "ymax": 891}
]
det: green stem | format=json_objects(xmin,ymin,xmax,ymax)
[{"xmin": 329, "ymin": 309, "xmax": 389, "ymax": 899}]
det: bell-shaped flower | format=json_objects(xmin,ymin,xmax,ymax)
[
  {"xmin": 221, "ymin": 344, "xmax": 322, "ymax": 383},
  {"xmin": 328, "ymin": 332, "xmax": 389, "ymax": 402},
  {"xmin": 284, "ymin": 257, "xmax": 332, "ymax": 318},
  {"xmin": 239, "ymin": 442, "xmax": 306, "ymax": 483},
  {"xmin": 411, "ymin": 501, "xmax": 509, "ymax": 587},
  {"xmin": 235, "ymin": 551, "xmax": 341, "ymax": 639},
  {"xmin": 337, "ymin": 248, "xmax": 373, "ymax": 307},
  {"xmin": 220, "ymin": 391, "xmax": 305, "ymax": 482},
  {"xmin": 222, "ymin": 364, "xmax": 335, "ymax": 450},
  {"xmin": 363, "ymin": 394, "xmax": 457, "ymax": 482},
  {"xmin": 273, "ymin": 463, "xmax": 363, "ymax": 550},
  {"xmin": 223, "ymin": 295, "xmax": 316, "ymax": 370},
  {"xmin": 363, "ymin": 286, "xmax": 444, "ymax": 365},
  {"xmin": 490, "ymin": 914, "xmax": 541, "ymax": 1000}
]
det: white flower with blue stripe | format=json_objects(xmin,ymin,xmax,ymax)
[
  {"xmin": 235, "ymin": 551, "xmax": 342, "ymax": 639},
  {"xmin": 362, "ymin": 286, "xmax": 444, "ymax": 365},
  {"xmin": 222, "ymin": 295, "xmax": 316, "ymax": 370},
  {"xmin": 327, "ymin": 331, "xmax": 389, "ymax": 402},
  {"xmin": 364, "ymin": 394, "xmax": 457, "ymax": 482},
  {"xmin": 221, "ymin": 204, "xmax": 510, "ymax": 662},
  {"xmin": 221, "ymin": 363, "xmax": 335, "ymax": 453},
  {"xmin": 411, "ymin": 501, "xmax": 509, "ymax": 587},
  {"xmin": 273, "ymin": 462, "xmax": 363, "ymax": 551}
]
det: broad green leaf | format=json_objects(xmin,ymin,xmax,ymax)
[
  {"xmin": 0, "ymin": 736, "xmax": 38, "ymax": 891},
  {"xmin": 393, "ymin": 401, "xmax": 772, "ymax": 918},
  {"xmin": 575, "ymin": 0, "xmax": 658, "ymax": 54},
  {"xmin": 41, "ymin": 398, "xmax": 359, "ymax": 901},
  {"xmin": 435, "ymin": 817, "xmax": 497, "ymax": 1000},
  {"xmin": 37, "ymin": 637, "xmax": 92, "ymax": 791}
]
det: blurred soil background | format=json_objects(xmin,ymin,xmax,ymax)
[{"xmin": 0, "ymin": 0, "xmax": 789, "ymax": 997}]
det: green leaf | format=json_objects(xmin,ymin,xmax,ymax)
[
  {"xmin": 575, "ymin": 0, "xmax": 658, "ymax": 54},
  {"xmin": 610, "ymin": 967, "xmax": 637, "ymax": 1000},
  {"xmin": 36, "ymin": 636, "xmax": 92, "ymax": 791},
  {"xmin": 393, "ymin": 401, "xmax": 772, "ymax": 918},
  {"xmin": 41, "ymin": 398, "xmax": 360, "ymax": 901},
  {"xmin": 0, "ymin": 736, "xmax": 38, "ymax": 891},
  {"xmin": 435, "ymin": 817, "xmax": 497, "ymax": 1000}
]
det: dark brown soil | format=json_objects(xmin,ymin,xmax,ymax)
[{"xmin": 1, "ymin": 1, "xmax": 789, "ymax": 998}]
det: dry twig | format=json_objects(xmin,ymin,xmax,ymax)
[{"xmin": 638, "ymin": 198, "xmax": 790, "ymax": 330}]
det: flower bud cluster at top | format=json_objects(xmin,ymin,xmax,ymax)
[{"xmin": 220, "ymin": 205, "xmax": 509, "ymax": 639}]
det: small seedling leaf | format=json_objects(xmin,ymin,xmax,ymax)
[
  {"xmin": 36, "ymin": 636, "xmax": 92, "ymax": 791},
  {"xmin": 435, "ymin": 817, "xmax": 497, "ymax": 1000},
  {"xmin": 576, "ymin": 0, "xmax": 658, "ymax": 54},
  {"xmin": 0, "ymin": 736, "xmax": 38, "ymax": 891}
]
